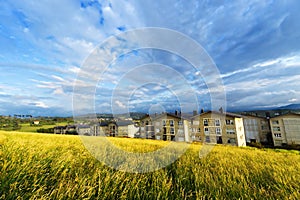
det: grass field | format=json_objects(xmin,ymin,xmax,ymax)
[
  {"xmin": 18, "ymin": 122, "xmax": 68, "ymax": 132},
  {"xmin": 0, "ymin": 131, "xmax": 300, "ymax": 199}
]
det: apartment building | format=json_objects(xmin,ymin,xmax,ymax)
[
  {"xmin": 138, "ymin": 113, "xmax": 188, "ymax": 141},
  {"xmin": 190, "ymin": 111, "xmax": 246, "ymax": 147},
  {"xmin": 243, "ymin": 115, "xmax": 271, "ymax": 144},
  {"xmin": 270, "ymin": 113, "xmax": 300, "ymax": 146}
]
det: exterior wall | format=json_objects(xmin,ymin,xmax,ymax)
[
  {"xmin": 91, "ymin": 125, "xmax": 108, "ymax": 136},
  {"xmin": 235, "ymin": 118, "xmax": 246, "ymax": 147},
  {"xmin": 183, "ymin": 120, "xmax": 190, "ymax": 142},
  {"xmin": 128, "ymin": 124, "xmax": 139, "ymax": 138},
  {"xmin": 243, "ymin": 117, "xmax": 270, "ymax": 143},
  {"xmin": 270, "ymin": 114, "xmax": 300, "ymax": 146},
  {"xmin": 139, "ymin": 114, "xmax": 186, "ymax": 141},
  {"xmin": 117, "ymin": 126, "xmax": 128, "ymax": 137},
  {"xmin": 77, "ymin": 127, "xmax": 91, "ymax": 135},
  {"xmin": 108, "ymin": 123, "xmax": 117, "ymax": 136},
  {"xmin": 190, "ymin": 116, "xmax": 201, "ymax": 142},
  {"xmin": 191, "ymin": 112, "xmax": 247, "ymax": 147}
]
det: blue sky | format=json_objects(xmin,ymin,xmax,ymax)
[{"xmin": 1, "ymin": 0, "xmax": 300, "ymax": 116}]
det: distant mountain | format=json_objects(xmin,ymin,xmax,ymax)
[{"xmin": 278, "ymin": 104, "xmax": 300, "ymax": 110}]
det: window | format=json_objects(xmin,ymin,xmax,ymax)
[
  {"xmin": 162, "ymin": 120, "xmax": 166, "ymax": 126},
  {"xmin": 205, "ymin": 136, "xmax": 210, "ymax": 143},
  {"xmin": 198, "ymin": 128, "xmax": 201, "ymax": 132},
  {"xmin": 272, "ymin": 120, "xmax": 279, "ymax": 125},
  {"xmin": 145, "ymin": 121, "xmax": 149, "ymax": 125},
  {"xmin": 274, "ymin": 133, "xmax": 282, "ymax": 138},
  {"xmin": 226, "ymin": 119, "xmax": 234, "ymax": 125},
  {"xmin": 192, "ymin": 128, "xmax": 196, "ymax": 133},
  {"xmin": 170, "ymin": 127, "xmax": 175, "ymax": 135},
  {"xmin": 178, "ymin": 129, "xmax": 184, "ymax": 134},
  {"xmin": 203, "ymin": 119, "xmax": 209, "ymax": 126},
  {"xmin": 156, "ymin": 128, "xmax": 160, "ymax": 133},
  {"xmin": 145, "ymin": 125, "xmax": 154, "ymax": 132},
  {"xmin": 215, "ymin": 119, "xmax": 220, "ymax": 126},
  {"xmin": 178, "ymin": 121, "xmax": 183, "ymax": 125},
  {"xmin": 273, "ymin": 126, "xmax": 280, "ymax": 131},
  {"xmin": 216, "ymin": 127, "xmax": 221, "ymax": 135},
  {"xmin": 226, "ymin": 129, "xmax": 235, "ymax": 134},
  {"xmin": 170, "ymin": 120, "xmax": 174, "ymax": 127},
  {"xmin": 204, "ymin": 127, "xmax": 209, "ymax": 135}
]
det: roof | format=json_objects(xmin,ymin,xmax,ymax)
[
  {"xmin": 54, "ymin": 126, "xmax": 66, "ymax": 129},
  {"xmin": 116, "ymin": 120, "xmax": 133, "ymax": 126},
  {"xmin": 242, "ymin": 114, "xmax": 268, "ymax": 119},
  {"xmin": 191, "ymin": 110, "xmax": 244, "ymax": 118},
  {"xmin": 141, "ymin": 112, "xmax": 185, "ymax": 121},
  {"xmin": 270, "ymin": 112, "xmax": 300, "ymax": 119},
  {"xmin": 77, "ymin": 125, "xmax": 90, "ymax": 128},
  {"xmin": 98, "ymin": 121, "xmax": 109, "ymax": 126}
]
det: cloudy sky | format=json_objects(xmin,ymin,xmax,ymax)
[{"xmin": 1, "ymin": 0, "xmax": 300, "ymax": 116}]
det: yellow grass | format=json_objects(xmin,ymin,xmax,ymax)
[{"xmin": 0, "ymin": 131, "xmax": 299, "ymax": 199}]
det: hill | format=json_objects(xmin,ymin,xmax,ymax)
[{"xmin": 278, "ymin": 103, "xmax": 300, "ymax": 110}]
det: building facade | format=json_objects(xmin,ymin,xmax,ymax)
[
  {"xmin": 138, "ymin": 113, "xmax": 188, "ymax": 141},
  {"xmin": 270, "ymin": 113, "xmax": 300, "ymax": 146},
  {"xmin": 191, "ymin": 111, "xmax": 246, "ymax": 147},
  {"xmin": 243, "ymin": 115, "xmax": 271, "ymax": 144}
]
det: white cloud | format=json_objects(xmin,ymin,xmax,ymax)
[{"xmin": 115, "ymin": 100, "xmax": 126, "ymax": 109}]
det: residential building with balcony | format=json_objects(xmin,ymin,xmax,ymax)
[
  {"xmin": 138, "ymin": 113, "xmax": 189, "ymax": 141},
  {"xmin": 190, "ymin": 111, "xmax": 246, "ymax": 147}
]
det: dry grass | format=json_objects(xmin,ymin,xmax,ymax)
[{"xmin": 1, "ymin": 131, "xmax": 299, "ymax": 199}]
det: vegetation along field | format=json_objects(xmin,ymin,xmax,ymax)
[{"xmin": 1, "ymin": 131, "xmax": 300, "ymax": 199}]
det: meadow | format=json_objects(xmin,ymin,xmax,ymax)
[
  {"xmin": 18, "ymin": 122, "xmax": 68, "ymax": 133},
  {"xmin": 0, "ymin": 131, "xmax": 299, "ymax": 199}
]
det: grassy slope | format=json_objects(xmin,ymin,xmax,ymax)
[{"xmin": 0, "ymin": 131, "xmax": 299, "ymax": 199}]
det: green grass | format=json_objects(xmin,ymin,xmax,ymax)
[
  {"xmin": 18, "ymin": 122, "xmax": 68, "ymax": 132},
  {"xmin": 0, "ymin": 131, "xmax": 300, "ymax": 199}
]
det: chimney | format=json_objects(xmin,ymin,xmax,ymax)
[
  {"xmin": 200, "ymin": 108, "xmax": 204, "ymax": 114},
  {"xmin": 175, "ymin": 110, "xmax": 178, "ymax": 116}
]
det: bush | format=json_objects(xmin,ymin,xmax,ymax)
[{"xmin": 36, "ymin": 128, "xmax": 54, "ymax": 133}]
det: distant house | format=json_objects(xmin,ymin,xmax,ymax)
[
  {"xmin": 54, "ymin": 125, "xmax": 77, "ymax": 135},
  {"xmin": 116, "ymin": 120, "xmax": 136, "ymax": 137},
  {"xmin": 33, "ymin": 120, "xmax": 40, "ymax": 125},
  {"xmin": 270, "ymin": 113, "xmax": 300, "ymax": 146},
  {"xmin": 90, "ymin": 121, "xmax": 109, "ymax": 136},
  {"xmin": 243, "ymin": 115, "xmax": 271, "ymax": 144},
  {"xmin": 54, "ymin": 126, "xmax": 66, "ymax": 134},
  {"xmin": 76, "ymin": 125, "xmax": 91, "ymax": 136},
  {"xmin": 191, "ymin": 111, "xmax": 246, "ymax": 147}
]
